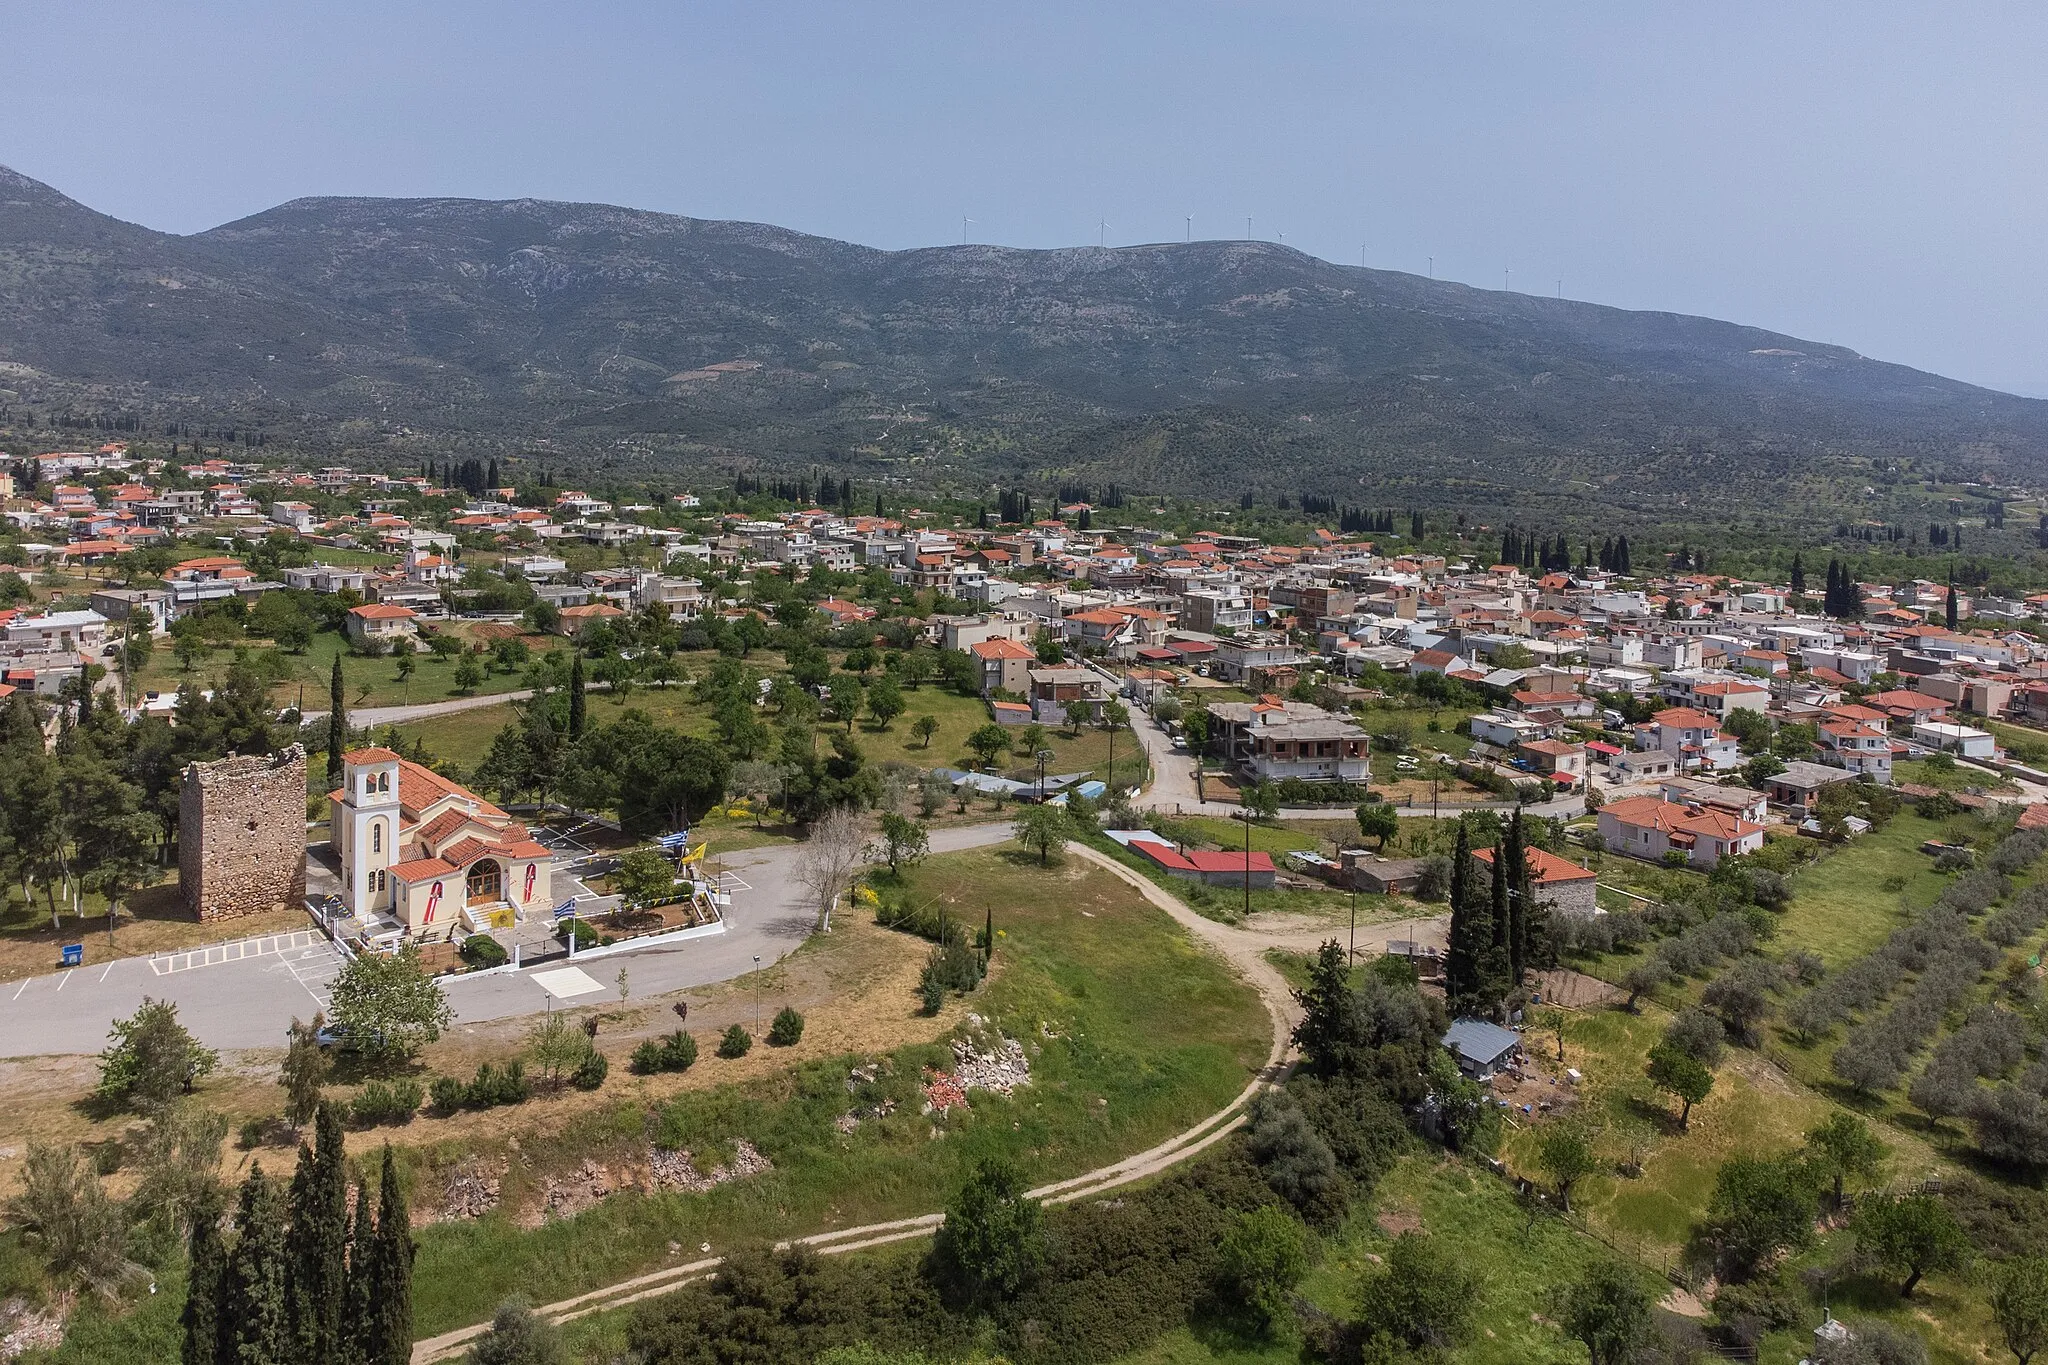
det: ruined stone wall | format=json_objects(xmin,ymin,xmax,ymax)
[{"xmin": 179, "ymin": 745, "xmax": 309, "ymax": 922}]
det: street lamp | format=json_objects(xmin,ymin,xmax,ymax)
[
  {"xmin": 752, "ymin": 954, "xmax": 762, "ymax": 1033},
  {"xmin": 1035, "ymin": 748, "xmax": 1055, "ymax": 801}
]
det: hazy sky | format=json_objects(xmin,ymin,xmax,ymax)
[{"xmin": 8, "ymin": 2, "xmax": 2046, "ymax": 395}]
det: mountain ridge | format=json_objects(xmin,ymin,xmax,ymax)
[{"xmin": 1, "ymin": 164, "xmax": 2042, "ymax": 522}]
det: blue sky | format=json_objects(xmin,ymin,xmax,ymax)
[{"xmin": 7, "ymin": 1, "xmax": 2046, "ymax": 394}]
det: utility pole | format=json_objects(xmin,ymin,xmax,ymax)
[{"xmin": 1241, "ymin": 810, "xmax": 1253, "ymax": 919}]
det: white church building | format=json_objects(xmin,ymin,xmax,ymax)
[{"xmin": 329, "ymin": 747, "xmax": 554, "ymax": 940}]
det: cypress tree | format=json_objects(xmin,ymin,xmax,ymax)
[
  {"xmin": 1616, "ymin": 535, "xmax": 1631, "ymax": 575},
  {"xmin": 180, "ymin": 1203, "xmax": 225, "ymax": 1365},
  {"xmin": 1946, "ymin": 570, "xmax": 1959, "ymax": 631},
  {"xmin": 327, "ymin": 656, "xmax": 347, "ymax": 784},
  {"xmin": 364, "ymin": 1149, "xmax": 414, "ymax": 1365},
  {"xmin": 225, "ymin": 1167, "xmax": 291, "ymax": 1365},
  {"xmin": 1444, "ymin": 823, "xmax": 1495, "ymax": 1013},
  {"xmin": 1502, "ymin": 813, "xmax": 1528, "ymax": 985},
  {"xmin": 567, "ymin": 653, "xmax": 587, "ymax": 742},
  {"xmin": 288, "ymin": 1103, "xmax": 350, "ymax": 1365},
  {"xmin": 343, "ymin": 1178, "xmax": 376, "ymax": 1365},
  {"xmin": 1789, "ymin": 553, "xmax": 1805, "ymax": 597},
  {"xmin": 486, "ymin": 457, "xmax": 499, "ymax": 490}
]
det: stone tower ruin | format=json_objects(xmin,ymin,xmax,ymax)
[{"xmin": 179, "ymin": 745, "xmax": 309, "ymax": 922}]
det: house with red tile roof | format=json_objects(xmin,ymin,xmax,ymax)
[
  {"xmin": 1597, "ymin": 795, "xmax": 1765, "ymax": 869},
  {"xmin": 970, "ymin": 637, "xmax": 1036, "ymax": 695},
  {"xmin": 345, "ymin": 602, "xmax": 419, "ymax": 646},
  {"xmin": 1471, "ymin": 844, "xmax": 1598, "ymax": 917},
  {"xmin": 1643, "ymin": 706, "xmax": 1743, "ymax": 773}
]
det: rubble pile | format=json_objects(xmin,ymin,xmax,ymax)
[
  {"xmin": 923, "ymin": 1019, "xmax": 1034, "ymax": 1113},
  {"xmin": 541, "ymin": 1159, "xmax": 615, "ymax": 1220},
  {"xmin": 922, "ymin": 1072, "xmax": 970, "ymax": 1113},
  {"xmin": 0, "ymin": 1295, "xmax": 68, "ymax": 1361},
  {"xmin": 649, "ymin": 1140, "xmax": 772, "ymax": 1194},
  {"xmin": 838, "ymin": 1058, "xmax": 901, "ymax": 1132},
  {"xmin": 434, "ymin": 1165, "xmax": 502, "ymax": 1222},
  {"xmin": 952, "ymin": 1033, "xmax": 1031, "ymax": 1095}
]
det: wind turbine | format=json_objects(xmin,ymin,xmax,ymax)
[
  {"xmin": 1361, "ymin": 241, "xmax": 1368, "ymax": 267},
  {"xmin": 961, "ymin": 215, "xmax": 974, "ymax": 245},
  {"xmin": 1185, "ymin": 214, "xmax": 1193, "ymax": 242},
  {"xmin": 1098, "ymin": 216, "xmax": 1111, "ymax": 247},
  {"xmin": 1427, "ymin": 256, "xmax": 1434, "ymax": 278},
  {"xmin": 1503, "ymin": 267, "xmax": 1511, "ymax": 292}
]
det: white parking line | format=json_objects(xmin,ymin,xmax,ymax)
[
  {"xmin": 99, "ymin": 963, "xmax": 114, "ymax": 983},
  {"xmin": 54, "ymin": 971, "xmax": 71, "ymax": 993},
  {"xmin": 11, "ymin": 979, "xmax": 28, "ymax": 1001}
]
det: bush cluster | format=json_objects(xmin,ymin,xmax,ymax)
[
  {"xmin": 1622, "ymin": 912, "xmax": 1756, "ymax": 1005},
  {"xmin": 433, "ymin": 1060, "xmax": 530, "ymax": 1113},
  {"xmin": 1910, "ymin": 1004, "xmax": 2026, "ymax": 1120},
  {"xmin": 458, "ymin": 934, "xmax": 508, "ymax": 969},
  {"xmin": 1784, "ymin": 901, "xmax": 1989, "ymax": 1042},
  {"xmin": 632, "ymin": 1031, "xmax": 700, "ymax": 1075},
  {"xmin": 1832, "ymin": 948, "xmax": 1997, "ymax": 1092},
  {"xmin": 1988, "ymin": 829, "xmax": 2048, "ymax": 875},
  {"xmin": 1986, "ymin": 883, "xmax": 2048, "ymax": 948},
  {"xmin": 349, "ymin": 1077, "xmax": 422, "ymax": 1127},
  {"xmin": 718, "ymin": 1025, "xmax": 753, "ymax": 1059},
  {"xmin": 624, "ymin": 1147, "xmax": 1279, "ymax": 1365}
]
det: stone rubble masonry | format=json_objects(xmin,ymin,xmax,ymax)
[{"xmin": 178, "ymin": 744, "xmax": 309, "ymax": 922}]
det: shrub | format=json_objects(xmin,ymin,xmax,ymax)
[
  {"xmin": 429, "ymin": 1076, "xmax": 466, "ymax": 1114},
  {"xmin": 632, "ymin": 1031, "xmax": 699, "ymax": 1075},
  {"xmin": 1245, "ymin": 1091, "xmax": 1346, "ymax": 1228},
  {"xmin": 571, "ymin": 1050, "xmax": 609, "ymax": 1091},
  {"xmin": 920, "ymin": 976, "xmax": 945, "ymax": 1016},
  {"xmin": 1218, "ymin": 1204, "xmax": 1310, "ymax": 1331},
  {"xmin": 465, "ymin": 1060, "xmax": 530, "ymax": 1109},
  {"xmin": 718, "ymin": 1025, "xmax": 753, "ymax": 1059},
  {"xmin": 236, "ymin": 1117, "xmax": 266, "ymax": 1150},
  {"xmin": 559, "ymin": 918, "xmax": 603, "ymax": 951},
  {"xmin": 458, "ymin": 934, "xmax": 508, "ymax": 969},
  {"xmin": 349, "ymin": 1078, "xmax": 422, "ymax": 1127},
  {"xmin": 768, "ymin": 1008, "xmax": 805, "ymax": 1047}
]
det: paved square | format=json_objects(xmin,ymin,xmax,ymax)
[{"xmin": 529, "ymin": 966, "xmax": 606, "ymax": 999}]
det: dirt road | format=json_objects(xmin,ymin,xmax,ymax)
[{"xmin": 410, "ymin": 838, "xmax": 1303, "ymax": 1362}]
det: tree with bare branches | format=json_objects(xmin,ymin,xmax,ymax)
[{"xmin": 795, "ymin": 806, "xmax": 869, "ymax": 932}]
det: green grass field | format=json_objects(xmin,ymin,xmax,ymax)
[
  {"xmin": 1773, "ymin": 812, "xmax": 1961, "ymax": 965},
  {"xmin": 402, "ymin": 845, "xmax": 1270, "ymax": 1336},
  {"xmin": 393, "ymin": 679, "xmax": 1146, "ymax": 793},
  {"xmin": 129, "ymin": 626, "xmax": 559, "ymax": 711}
]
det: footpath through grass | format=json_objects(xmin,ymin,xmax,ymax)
[{"xmin": 402, "ymin": 845, "xmax": 1269, "ymax": 1337}]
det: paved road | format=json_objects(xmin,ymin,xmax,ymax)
[
  {"xmin": 0, "ymin": 824, "xmax": 1016, "ymax": 1058},
  {"xmin": 412, "ymin": 835, "xmax": 1302, "ymax": 1363},
  {"xmin": 301, "ymin": 688, "xmax": 535, "ymax": 730}
]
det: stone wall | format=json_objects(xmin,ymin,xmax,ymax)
[{"xmin": 179, "ymin": 745, "xmax": 309, "ymax": 922}]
